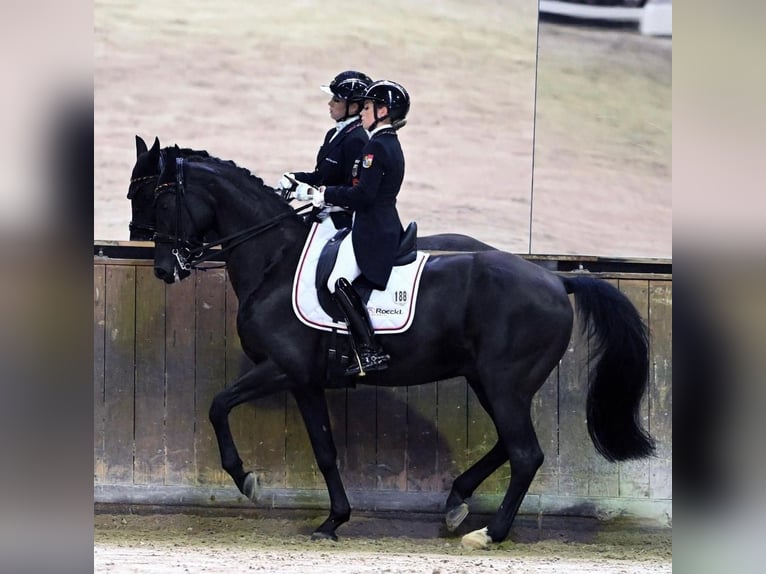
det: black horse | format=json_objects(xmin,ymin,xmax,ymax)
[
  {"xmin": 129, "ymin": 135, "xmax": 496, "ymax": 252},
  {"xmin": 149, "ymin": 148, "xmax": 654, "ymax": 548}
]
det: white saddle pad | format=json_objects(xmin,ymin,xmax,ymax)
[{"xmin": 292, "ymin": 219, "xmax": 429, "ymax": 334}]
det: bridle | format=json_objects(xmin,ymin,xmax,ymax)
[
  {"xmin": 152, "ymin": 157, "xmax": 312, "ymax": 271},
  {"xmin": 128, "ymin": 174, "xmax": 160, "ymax": 239},
  {"xmin": 128, "ymin": 149, "xmax": 168, "ymax": 239}
]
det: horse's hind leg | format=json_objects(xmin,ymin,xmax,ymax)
[
  {"xmin": 445, "ymin": 381, "xmax": 508, "ymax": 532},
  {"xmin": 446, "ymin": 442, "xmax": 508, "ymax": 531},
  {"xmin": 462, "ymin": 392, "xmax": 543, "ymax": 549}
]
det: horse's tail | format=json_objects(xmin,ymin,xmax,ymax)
[{"xmin": 562, "ymin": 275, "xmax": 656, "ymax": 462}]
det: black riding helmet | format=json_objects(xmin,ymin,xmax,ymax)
[
  {"xmin": 358, "ymin": 80, "xmax": 410, "ymax": 130},
  {"xmin": 321, "ymin": 71, "xmax": 373, "ymax": 119}
]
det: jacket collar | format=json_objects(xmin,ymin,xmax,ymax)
[
  {"xmin": 329, "ymin": 116, "xmax": 361, "ymax": 143},
  {"xmin": 367, "ymin": 124, "xmax": 395, "ymax": 138}
]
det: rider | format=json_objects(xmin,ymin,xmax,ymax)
[
  {"xmin": 298, "ymin": 80, "xmax": 411, "ymax": 376},
  {"xmin": 277, "ymin": 70, "xmax": 372, "ymax": 228}
]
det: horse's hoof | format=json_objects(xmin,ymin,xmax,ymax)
[
  {"xmin": 461, "ymin": 527, "xmax": 492, "ymax": 550},
  {"xmin": 242, "ymin": 472, "xmax": 260, "ymax": 502},
  {"xmin": 311, "ymin": 531, "xmax": 338, "ymax": 542},
  {"xmin": 445, "ymin": 502, "xmax": 469, "ymax": 532}
]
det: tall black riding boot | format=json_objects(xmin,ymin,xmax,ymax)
[{"xmin": 333, "ymin": 278, "xmax": 390, "ymax": 376}]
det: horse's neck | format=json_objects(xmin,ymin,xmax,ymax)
[
  {"xmin": 226, "ymin": 229, "xmax": 302, "ymax": 295},
  {"xmin": 213, "ymin": 192, "xmax": 306, "ymax": 303}
]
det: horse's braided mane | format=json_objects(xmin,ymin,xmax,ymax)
[
  {"xmin": 162, "ymin": 146, "xmax": 307, "ymax": 224},
  {"xmin": 187, "ymin": 151, "xmax": 267, "ymax": 188},
  {"xmin": 175, "ymin": 147, "xmax": 210, "ymax": 158},
  {"xmin": 184, "ymin": 151, "xmax": 303, "ymax": 222}
]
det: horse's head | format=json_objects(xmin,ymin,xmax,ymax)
[
  {"xmin": 129, "ymin": 135, "xmax": 212, "ymax": 241},
  {"xmin": 151, "ymin": 147, "xmax": 214, "ymax": 284},
  {"xmin": 151, "ymin": 150, "xmax": 306, "ymax": 284},
  {"xmin": 128, "ymin": 136, "xmax": 163, "ymax": 240}
]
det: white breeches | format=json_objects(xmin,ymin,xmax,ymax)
[{"xmin": 327, "ymin": 234, "xmax": 361, "ymax": 293}]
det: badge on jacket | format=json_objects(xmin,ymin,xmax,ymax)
[{"xmin": 362, "ymin": 154, "xmax": 374, "ymax": 168}]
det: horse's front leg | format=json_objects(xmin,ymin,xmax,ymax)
[
  {"xmin": 292, "ymin": 387, "xmax": 350, "ymax": 541},
  {"xmin": 208, "ymin": 361, "xmax": 288, "ymax": 499}
]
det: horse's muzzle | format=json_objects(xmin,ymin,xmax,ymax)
[{"xmin": 154, "ymin": 265, "xmax": 177, "ymax": 284}]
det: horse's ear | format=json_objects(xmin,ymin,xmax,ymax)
[
  {"xmin": 146, "ymin": 136, "xmax": 161, "ymax": 166},
  {"xmin": 135, "ymin": 135, "xmax": 148, "ymax": 157}
]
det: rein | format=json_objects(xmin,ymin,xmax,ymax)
[{"xmin": 153, "ymin": 157, "xmax": 313, "ymax": 271}]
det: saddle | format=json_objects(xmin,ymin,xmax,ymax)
[
  {"xmin": 315, "ymin": 222, "xmax": 418, "ymax": 322},
  {"xmin": 292, "ymin": 219, "xmax": 429, "ymax": 334}
]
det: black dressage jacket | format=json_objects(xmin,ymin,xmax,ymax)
[
  {"xmin": 324, "ymin": 126, "xmax": 405, "ymax": 289},
  {"xmin": 292, "ymin": 119, "xmax": 368, "ymax": 188}
]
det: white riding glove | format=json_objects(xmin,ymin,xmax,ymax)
[
  {"xmin": 311, "ymin": 187, "xmax": 326, "ymax": 209},
  {"xmin": 277, "ymin": 173, "xmax": 296, "ymax": 193},
  {"xmin": 295, "ymin": 182, "xmax": 319, "ymax": 201}
]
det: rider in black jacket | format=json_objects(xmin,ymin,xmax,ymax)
[
  {"xmin": 277, "ymin": 70, "xmax": 372, "ymax": 228},
  {"xmin": 298, "ymin": 80, "xmax": 411, "ymax": 376}
]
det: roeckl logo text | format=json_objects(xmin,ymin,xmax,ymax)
[{"xmin": 369, "ymin": 307, "xmax": 403, "ymax": 315}]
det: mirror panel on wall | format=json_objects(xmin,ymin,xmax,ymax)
[{"xmin": 530, "ymin": 2, "xmax": 672, "ymax": 258}]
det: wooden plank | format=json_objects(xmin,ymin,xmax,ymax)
[
  {"xmin": 164, "ymin": 276, "xmax": 196, "ymax": 485},
  {"xmin": 438, "ymin": 377, "xmax": 469, "ymax": 492},
  {"xmin": 557, "ymin": 293, "xmax": 590, "ymax": 497},
  {"xmin": 405, "ymin": 383, "xmax": 439, "ymax": 492},
  {"xmin": 133, "ymin": 266, "xmax": 166, "ymax": 484},
  {"xmin": 343, "ymin": 386, "xmax": 378, "ymax": 489},
  {"xmin": 103, "ymin": 265, "xmax": 136, "ymax": 484},
  {"xmin": 194, "ymin": 269, "xmax": 228, "ymax": 485},
  {"xmin": 93, "ymin": 264, "xmax": 106, "ymax": 483},
  {"xmin": 376, "ymin": 386, "xmax": 408, "ymax": 490},
  {"xmin": 617, "ymin": 279, "xmax": 651, "ymax": 498},
  {"xmin": 530, "ymin": 367, "xmax": 559, "ymax": 494},
  {"xmin": 95, "ymin": 483, "xmax": 671, "ymax": 519},
  {"xmin": 648, "ymin": 280, "xmax": 672, "ymax": 499}
]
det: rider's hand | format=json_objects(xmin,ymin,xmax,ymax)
[
  {"xmin": 295, "ymin": 182, "xmax": 318, "ymax": 201},
  {"xmin": 311, "ymin": 187, "xmax": 326, "ymax": 209},
  {"xmin": 277, "ymin": 173, "xmax": 296, "ymax": 193}
]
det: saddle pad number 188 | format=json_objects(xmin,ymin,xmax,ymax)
[{"xmin": 292, "ymin": 220, "xmax": 429, "ymax": 334}]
